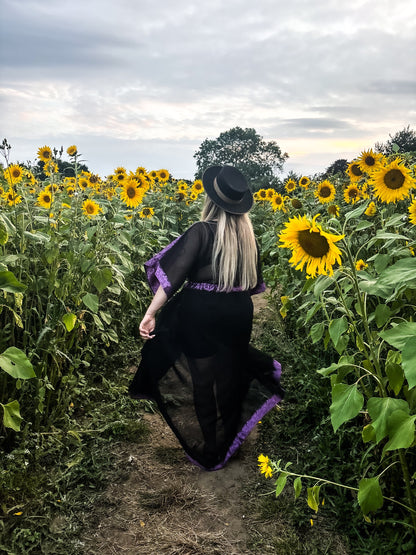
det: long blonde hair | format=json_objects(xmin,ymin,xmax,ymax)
[{"xmin": 201, "ymin": 197, "xmax": 258, "ymax": 292}]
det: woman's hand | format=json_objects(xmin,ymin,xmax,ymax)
[{"xmin": 139, "ymin": 313, "xmax": 156, "ymax": 340}]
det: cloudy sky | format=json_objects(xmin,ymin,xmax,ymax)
[{"xmin": 1, "ymin": 0, "xmax": 415, "ymax": 180}]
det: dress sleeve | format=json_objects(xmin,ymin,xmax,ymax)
[
  {"xmin": 144, "ymin": 223, "xmax": 203, "ymax": 298},
  {"xmin": 250, "ymin": 241, "xmax": 266, "ymax": 295}
]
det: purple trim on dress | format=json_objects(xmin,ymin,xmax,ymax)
[
  {"xmin": 184, "ymin": 280, "xmax": 267, "ymax": 296},
  {"xmin": 186, "ymin": 358, "xmax": 283, "ymax": 471},
  {"xmin": 144, "ymin": 235, "xmax": 181, "ymax": 295}
]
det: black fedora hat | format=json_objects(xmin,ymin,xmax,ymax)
[{"xmin": 202, "ymin": 165, "xmax": 253, "ymax": 214}]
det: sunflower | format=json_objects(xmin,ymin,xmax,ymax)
[
  {"xmin": 364, "ymin": 201, "xmax": 377, "ymax": 217},
  {"xmin": 357, "ymin": 149, "xmax": 382, "ymax": 173},
  {"xmin": 135, "ymin": 166, "xmax": 147, "ymax": 176},
  {"xmin": 4, "ymin": 189, "xmax": 22, "ymax": 206},
  {"xmin": 114, "ymin": 172, "xmax": 127, "ymax": 184},
  {"xmin": 327, "ymin": 204, "xmax": 340, "ymax": 217},
  {"xmin": 148, "ymin": 170, "xmax": 158, "ymax": 180},
  {"xmin": 285, "ymin": 179, "xmax": 297, "ymax": 193},
  {"xmin": 192, "ymin": 179, "xmax": 204, "ymax": 195},
  {"xmin": 114, "ymin": 166, "xmax": 126, "ymax": 175},
  {"xmin": 344, "ymin": 184, "xmax": 361, "ymax": 204},
  {"xmin": 66, "ymin": 187, "xmax": 75, "ymax": 197},
  {"xmin": 315, "ymin": 180, "xmax": 336, "ymax": 204},
  {"xmin": 139, "ymin": 206, "xmax": 154, "ymax": 219},
  {"xmin": 82, "ymin": 199, "xmax": 101, "ymax": 218},
  {"xmin": 5, "ymin": 164, "xmax": 24, "ymax": 185},
  {"xmin": 355, "ymin": 259, "xmax": 368, "ymax": 271},
  {"xmin": 291, "ymin": 198, "xmax": 302, "ymax": 209},
  {"xmin": 257, "ymin": 188, "xmax": 268, "ymax": 200},
  {"xmin": 120, "ymin": 180, "xmax": 144, "ymax": 208},
  {"xmin": 408, "ymin": 199, "xmax": 416, "ymax": 225},
  {"xmin": 37, "ymin": 145, "xmax": 52, "ymax": 162},
  {"xmin": 37, "ymin": 190, "xmax": 53, "ymax": 209},
  {"xmin": 43, "ymin": 160, "xmax": 58, "ymax": 176},
  {"xmin": 299, "ymin": 176, "xmax": 311, "ymax": 188},
  {"xmin": 175, "ymin": 191, "xmax": 187, "ymax": 202},
  {"xmin": 370, "ymin": 158, "xmax": 415, "ymax": 204},
  {"xmin": 347, "ymin": 161, "xmax": 363, "ymax": 182},
  {"xmin": 265, "ymin": 188, "xmax": 276, "ymax": 200},
  {"xmin": 66, "ymin": 145, "xmax": 77, "ymax": 156},
  {"xmin": 258, "ymin": 454, "xmax": 273, "ymax": 479},
  {"xmin": 24, "ymin": 170, "xmax": 36, "ymax": 186},
  {"xmin": 189, "ymin": 192, "xmax": 198, "ymax": 201},
  {"xmin": 270, "ymin": 193, "xmax": 285, "ymax": 212},
  {"xmin": 157, "ymin": 169, "xmax": 170, "ymax": 182},
  {"xmin": 279, "ymin": 214, "xmax": 344, "ymax": 278},
  {"xmin": 177, "ymin": 181, "xmax": 188, "ymax": 193}
]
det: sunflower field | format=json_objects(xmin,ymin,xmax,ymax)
[{"xmin": 1, "ymin": 140, "xmax": 416, "ymax": 549}]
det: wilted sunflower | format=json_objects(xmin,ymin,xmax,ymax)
[
  {"xmin": 270, "ymin": 193, "xmax": 285, "ymax": 212},
  {"xmin": 327, "ymin": 204, "xmax": 340, "ymax": 217},
  {"xmin": 192, "ymin": 179, "xmax": 204, "ymax": 195},
  {"xmin": 299, "ymin": 176, "xmax": 311, "ymax": 188},
  {"xmin": 157, "ymin": 169, "xmax": 170, "ymax": 182},
  {"xmin": 344, "ymin": 184, "xmax": 361, "ymax": 204},
  {"xmin": 285, "ymin": 179, "xmax": 297, "ymax": 193},
  {"xmin": 82, "ymin": 199, "xmax": 101, "ymax": 217},
  {"xmin": 357, "ymin": 149, "xmax": 382, "ymax": 173},
  {"xmin": 139, "ymin": 206, "xmax": 154, "ymax": 219},
  {"xmin": 38, "ymin": 190, "xmax": 52, "ymax": 209},
  {"xmin": 291, "ymin": 198, "xmax": 302, "ymax": 209},
  {"xmin": 5, "ymin": 164, "xmax": 24, "ymax": 185},
  {"xmin": 370, "ymin": 158, "xmax": 415, "ymax": 204},
  {"xmin": 120, "ymin": 180, "xmax": 144, "ymax": 208},
  {"xmin": 315, "ymin": 180, "xmax": 336, "ymax": 204},
  {"xmin": 347, "ymin": 161, "xmax": 363, "ymax": 182},
  {"xmin": 365, "ymin": 201, "xmax": 377, "ymax": 217},
  {"xmin": 279, "ymin": 214, "xmax": 344, "ymax": 278},
  {"xmin": 408, "ymin": 199, "xmax": 416, "ymax": 225},
  {"xmin": 37, "ymin": 145, "xmax": 52, "ymax": 162},
  {"xmin": 66, "ymin": 145, "xmax": 77, "ymax": 156},
  {"xmin": 355, "ymin": 259, "xmax": 368, "ymax": 271}
]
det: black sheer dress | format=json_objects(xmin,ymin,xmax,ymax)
[{"xmin": 129, "ymin": 221, "xmax": 284, "ymax": 470}]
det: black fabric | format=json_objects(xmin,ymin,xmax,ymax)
[{"xmin": 129, "ymin": 221, "xmax": 284, "ymax": 470}]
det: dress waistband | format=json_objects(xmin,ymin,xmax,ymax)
[{"xmin": 184, "ymin": 281, "xmax": 244, "ymax": 293}]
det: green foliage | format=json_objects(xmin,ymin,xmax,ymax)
[{"xmin": 193, "ymin": 127, "xmax": 288, "ymax": 188}]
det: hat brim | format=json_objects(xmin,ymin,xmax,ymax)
[{"xmin": 202, "ymin": 166, "xmax": 253, "ymax": 214}]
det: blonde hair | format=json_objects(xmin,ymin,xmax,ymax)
[{"xmin": 201, "ymin": 196, "xmax": 258, "ymax": 292}]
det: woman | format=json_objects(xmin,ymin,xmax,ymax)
[{"xmin": 129, "ymin": 165, "xmax": 284, "ymax": 470}]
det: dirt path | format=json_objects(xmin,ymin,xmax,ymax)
[{"xmin": 82, "ymin": 293, "xmax": 276, "ymax": 554}]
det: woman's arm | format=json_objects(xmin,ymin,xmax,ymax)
[{"xmin": 139, "ymin": 286, "xmax": 168, "ymax": 340}]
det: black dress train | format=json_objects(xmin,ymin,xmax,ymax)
[{"xmin": 129, "ymin": 221, "xmax": 284, "ymax": 470}]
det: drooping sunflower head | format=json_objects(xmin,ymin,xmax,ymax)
[
  {"xmin": 408, "ymin": 199, "xmax": 416, "ymax": 225},
  {"xmin": 355, "ymin": 259, "xmax": 368, "ymax": 271},
  {"xmin": 66, "ymin": 145, "xmax": 77, "ymax": 156},
  {"xmin": 5, "ymin": 164, "xmax": 24, "ymax": 185},
  {"xmin": 357, "ymin": 149, "xmax": 382, "ymax": 174},
  {"xmin": 285, "ymin": 179, "xmax": 297, "ymax": 193},
  {"xmin": 347, "ymin": 161, "xmax": 364, "ymax": 182},
  {"xmin": 82, "ymin": 199, "xmax": 101, "ymax": 218},
  {"xmin": 327, "ymin": 204, "xmax": 340, "ymax": 217},
  {"xmin": 344, "ymin": 183, "xmax": 361, "ymax": 204},
  {"xmin": 139, "ymin": 206, "xmax": 155, "ymax": 219},
  {"xmin": 279, "ymin": 214, "xmax": 344, "ymax": 278},
  {"xmin": 291, "ymin": 198, "xmax": 302, "ymax": 209},
  {"xmin": 369, "ymin": 158, "xmax": 415, "ymax": 204},
  {"xmin": 37, "ymin": 145, "xmax": 52, "ymax": 163},
  {"xmin": 315, "ymin": 180, "xmax": 336, "ymax": 204},
  {"xmin": 364, "ymin": 201, "xmax": 377, "ymax": 217},
  {"xmin": 120, "ymin": 180, "xmax": 144, "ymax": 208},
  {"xmin": 37, "ymin": 190, "xmax": 52, "ymax": 209},
  {"xmin": 299, "ymin": 176, "xmax": 311, "ymax": 188}
]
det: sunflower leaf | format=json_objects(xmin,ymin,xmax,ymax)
[{"xmin": 330, "ymin": 383, "xmax": 364, "ymax": 432}]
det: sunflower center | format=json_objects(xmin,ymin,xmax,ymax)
[
  {"xmin": 301, "ymin": 178, "xmax": 308, "ymax": 185},
  {"xmin": 365, "ymin": 156, "xmax": 375, "ymax": 166},
  {"xmin": 12, "ymin": 169, "xmax": 21, "ymax": 178},
  {"xmin": 292, "ymin": 199, "xmax": 302, "ymax": 208},
  {"xmin": 320, "ymin": 186, "xmax": 331, "ymax": 198},
  {"xmin": 384, "ymin": 169, "xmax": 405, "ymax": 190},
  {"xmin": 143, "ymin": 208, "xmax": 150, "ymax": 215},
  {"xmin": 127, "ymin": 186, "xmax": 137, "ymax": 198},
  {"xmin": 275, "ymin": 197, "xmax": 282, "ymax": 205},
  {"xmin": 348, "ymin": 188, "xmax": 359, "ymax": 198},
  {"xmin": 44, "ymin": 195, "xmax": 51, "ymax": 203},
  {"xmin": 352, "ymin": 164, "xmax": 362, "ymax": 176},
  {"xmin": 87, "ymin": 204, "xmax": 94, "ymax": 214},
  {"xmin": 298, "ymin": 230, "xmax": 329, "ymax": 258}
]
